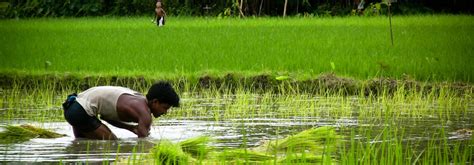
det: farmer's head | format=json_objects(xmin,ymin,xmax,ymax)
[
  {"xmin": 146, "ymin": 81, "xmax": 180, "ymax": 117},
  {"xmin": 156, "ymin": 1, "xmax": 162, "ymax": 8}
]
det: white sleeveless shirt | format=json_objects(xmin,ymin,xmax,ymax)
[{"xmin": 76, "ymin": 86, "xmax": 145, "ymax": 121}]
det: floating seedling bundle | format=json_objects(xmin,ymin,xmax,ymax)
[
  {"xmin": 128, "ymin": 126, "xmax": 340, "ymax": 164},
  {"xmin": 0, "ymin": 124, "xmax": 66, "ymax": 144}
]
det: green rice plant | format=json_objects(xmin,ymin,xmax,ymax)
[
  {"xmin": 148, "ymin": 140, "xmax": 190, "ymax": 165},
  {"xmin": 118, "ymin": 137, "xmax": 212, "ymax": 164},
  {"xmin": 0, "ymin": 125, "xmax": 38, "ymax": 144},
  {"xmin": 119, "ymin": 127, "xmax": 342, "ymax": 164},
  {"xmin": 255, "ymin": 126, "xmax": 341, "ymax": 162},
  {"xmin": 278, "ymin": 153, "xmax": 326, "ymax": 164},
  {"xmin": 0, "ymin": 124, "xmax": 65, "ymax": 144},
  {"xmin": 338, "ymin": 117, "xmax": 473, "ymax": 165},
  {"xmin": 178, "ymin": 136, "xmax": 213, "ymax": 159},
  {"xmin": 1, "ymin": 15, "xmax": 472, "ymax": 82},
  {"xmin": 216, "ymin": 149, "xmax": 275, "ymax": 162},
  {"xmin": 18, "ymin": 124, "xmax": 65, "ymax": 138}
]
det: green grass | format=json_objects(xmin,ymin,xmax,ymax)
[{"xmin": 0, "ymin": 15, "xmax": 473, "ymax": 82}]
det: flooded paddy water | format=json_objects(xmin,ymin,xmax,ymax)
[{"xmin": 0, "ymin": 89, "xmax": 473, "ymax": 164}]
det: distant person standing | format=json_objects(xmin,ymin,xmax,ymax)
[{"xmin": 154, "ymin": 0, "xmax": 166, "ymax": 27}]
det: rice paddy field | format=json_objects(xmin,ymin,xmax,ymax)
[
  {"xmin": 0, "ymin": 15, "xmax": 473, "ymax": 81},
  {"xmin": 0, "ymin": 15, "xmax": 473, "ymax": 164}
]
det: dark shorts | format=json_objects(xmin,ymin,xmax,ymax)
[{"xmin": 63, "ymin": 101, "xmax": 102, "ymax": 132}]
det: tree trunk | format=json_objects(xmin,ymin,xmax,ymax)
[
  {"xmin": 239, "ymin": 0, "xmax": 245, "ymax": 17},
  {"xmin": 296, "ymin": 0, "xmax": 299, "ymax": 14},
  {"xmin": 283, "ymin": 0, "xmax": 288, "ymax": 17}
]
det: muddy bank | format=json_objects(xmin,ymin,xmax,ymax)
[{"xmin": 0, "ymin": 73, "xmax": 471, "ymax": 96}]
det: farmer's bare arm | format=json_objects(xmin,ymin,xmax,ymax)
[
  {"xmin": 136, "ymin": 114, "xmax": 151, "ymax": 137},
  {"xmin": 102, "ymin": 118, "xmax": 137, "ymax": 133},
  {"xmin": 127, "ymin": 101, "xmax": 152, "ymax": 138}
]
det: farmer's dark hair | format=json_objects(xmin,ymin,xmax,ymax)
[{"xmin": 146, "ymin": 81, "xmax": 180, "ymax": 107}]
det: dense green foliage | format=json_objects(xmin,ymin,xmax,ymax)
[{"xmin": 1, "ymin": 16, "xmax": 473, "ymax": 82}]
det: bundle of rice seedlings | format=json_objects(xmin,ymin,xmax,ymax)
[
  {"xmin": 260, "ymin": 126, "xmax": 341, "ymax": 153},
  {"xmin": 19, "ymin": 124, "xmax": 65, "ymax": 138},
  {"xmin": 178, "ymin": 136, "xmax": 213, "ymax": 159},
  {"xmin": 0, "ymin": 124, "xmax": 65, "ymax": 144},
  {"xmin": 217, "ymin": 149, "xmax": 275, "ymax": 162},
  {"xmin": 149, "ymin": 140, "xmax": 190, "ymax": 165},
  {"xmin": 0, "ymin": 125, "xmax": 38, "ymax": 144},
  {"xmin": 133, "ymin": 127, "xmax": 341, "ymax": 164},
  {"xmin": 278, "ymin": 154, "xmax": 326, "ymax": 164}
]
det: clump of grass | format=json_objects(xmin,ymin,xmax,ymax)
[{"xmin": 0, "ymin": 124, "xmax": 65, "ymax": 144}]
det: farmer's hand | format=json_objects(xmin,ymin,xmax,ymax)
[
  {"xmin": 132, "ymin": 125, "xmax": 151, "ymax": 137},
  {"xmin": 131, "ymin": 125, "xmax": 139, "ymax": 135}
]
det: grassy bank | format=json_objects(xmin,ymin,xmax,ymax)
[{"xmin": 1, "ymin": 15, "xmax": 473, "ymax": 82}]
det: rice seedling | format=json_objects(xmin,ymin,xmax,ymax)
[
  {"xmin": 0, "ymin": 124, "xmax": 65, "ymax": 144},
  {"xmin": 128, "ymin": 126, "xmax": 342, "ymax": 164},
  {"xmin": 148, "ymin": 140, "xmax": 191, "ymax": 164},
  {"xmin": 257, "ymin": 126, "xmax": 340, "ymax": 154},
  {"xmin": 216, "ymin": 149, "xmax": 276, "ymax": 163},
  {"xmin": 178, "ymin": 136, "xmax": 213, "ymax": 159},
  {"xmin": 0, "ymin": 125, "xmax": 38, "ymax": 144}
]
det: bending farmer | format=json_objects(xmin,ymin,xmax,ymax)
[{"xmin": 62, "ymin": 82, "xmax": 180, "ymax": 140}]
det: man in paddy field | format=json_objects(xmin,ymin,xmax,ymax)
[
  {"xmin": 62, "ymin": 82, "xmax": 180, "ymax": 140},
  {"xmin": 153, "ymin": 0, "xmax": 166, "ymax": 26}
]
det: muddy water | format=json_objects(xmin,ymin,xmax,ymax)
[{"xmin": 0, "ymin": 95, "xmax": 473, "ymax": 164}]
